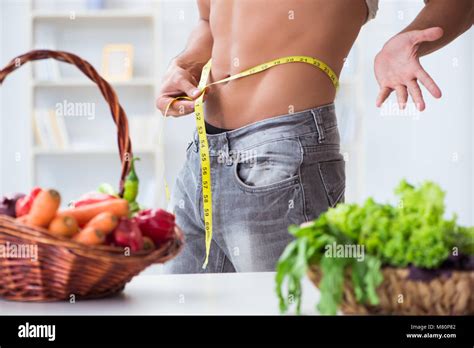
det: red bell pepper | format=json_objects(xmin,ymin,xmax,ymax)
[
  {"xmin": 74, "ymin": 192, "xmax": 116, "ymax": 208},
  {"xmin": 107, "ymin": 217, "xmax": 144, "ymax": 252},
  {"xmin": 15, "ymin": 187, "xmax": 42, "ymax": 217},
  {"xmin": 135, "ymin": 209, "xmax": 175, "ymax": 246}
]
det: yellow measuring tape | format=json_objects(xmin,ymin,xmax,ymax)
[{"xmin": 165, "ymin": 56, "xmax": 339, "ymax": 269}]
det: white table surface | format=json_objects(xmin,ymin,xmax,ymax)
[{"xmin": 0, "ymin": 272, "xmax": 321, "ymax": 315}]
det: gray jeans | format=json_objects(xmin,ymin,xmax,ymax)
[{"xmin": 164, "ymin": 103, "xmax": 345, "ymax": 273}]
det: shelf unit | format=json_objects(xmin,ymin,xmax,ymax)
[
  {"xmin": 32, "ymin": 77, "xmax": 156, "ymax": 88},
  {"xmin": 32, "ymin": 147, "xmax": 158, "ymax": 155},
  {"xmin": 27, "ymin": 0, "xmax": 165, "ymax": 208},
  {"xmin": 32, "ymin": 10, "xmax": 155, "ymax": 20}
]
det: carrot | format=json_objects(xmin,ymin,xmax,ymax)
[
  {"xmin": 57, "ymin": 199, "xmax": 129, "ymax": 227},
  {"xmin": 73, "ymin": 227, "xmax": 105, "ymax": 245},
  {"xmin": 48, "ymin": 215, "xmax": 79, "ymax": 237},
  {"xmin": 26, "ymin": 189, "xmax": 61, "ymax": 228},
  {"xmin": 84, "ymin": 212, "xmax": 118, "ymax": 235}
]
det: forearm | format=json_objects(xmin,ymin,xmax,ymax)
[
  {"xmin": 173, "ymin": 1, "xmax": 213, "ymax": 80},
  {"xmin": 400, "ymin": 0, "xmax": 473, "ymax": 56}
]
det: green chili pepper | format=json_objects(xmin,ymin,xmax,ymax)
[
  {"xmin": 129, "ymin": 201, "xmax": 140, "ymax": 215},
  {"xmin": 123, "ymin": 157, "xmax": 140, "ymax": 204}
]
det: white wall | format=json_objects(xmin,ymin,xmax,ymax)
[
  {"xmin": 0, "ymin": 0, "xmax": 31, "ymax": 195},
  {"xmin": 358, "ymin": 0, "xmax": 473, "ymax": 225}
]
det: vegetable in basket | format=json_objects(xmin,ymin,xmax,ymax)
[
  {"xmin": 0, "ymin": 193, "xmax": 25, "ymax": 217},
  {"xmin": 15, "ymin": 187, "xmax": 42, "ymax": 217},
  {"xmin": 275, "ymin": 179, "xmax": 474, "ymax": 315},
  {"xmin": 57, "ymin": 198, "xmax": 129, "ymax": 227},
  {"xmin": 73, "ymin": 227, "xmax": 106, "ymax": 246},
  {"xmin": 0, "ymin": 157, "xmax": 174, "ymax": 253},
  {"xmin": 48, "ymin": 215, "xmax": 79, "ymax": 237},
  {"xmin": 25, "ymin": 189, "xmax": 61, "ymax": 228},
  {"xmin": 135, "ymin": 209, "xmax": 176, "ymax": 246},
  {"xmin": 143, "ymin": 236, "xmax": 156, "ymax": 251},
  {"xmin": 98, "ymin": 183, "xmax": 119, "ymax": 197},
  {"xmin": 123, "ymin": 157, "xmax": 141, "ymax": 215},
  {"xmin": 107, "ymin": 217, "xmax": 144, "ymax": 252},
  {"xmin": 73, "ymin": 192, "xmax": 116, "ymax": 208},
  {"xmin": 84, "ymin": 212, "xmax": 118, "ymax": 235}
]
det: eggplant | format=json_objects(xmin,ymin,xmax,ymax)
[{"xmin": 0, "ymin": 193, "xmax": 25, "ymax": 217}]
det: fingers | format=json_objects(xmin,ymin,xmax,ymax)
[
  {"xmin": 395, "ymin": 86, "xmax": 408, "ymax": 109},
  {"xmin": 156, "ymin": 96, "xmax": 173, "ymax": 114},
  {"xmin": 156, "ymin": 96, "xmax": 195, "ymax": 117},
  {"xmin": 410, "ymin": 27, "xmax": 444, "ymax": 45},
  {"xmin": 407, "ymin": 80, "xmax": 425, "ymax": 111},
  {"xmin": 169, "ymin": 100, "xmax": 196, "ymax": 116},
  {"xmin": 380, "ymin": 79, "xmax": 433, "ymax": 111},
  {"xmin": 416, "ymin": 68, "xmax": 442, "ymax": 99},
  {"xmin": 176, "ymin": 70, "xmax": 201, "ymax": 99},
  {"xmin": 376, "ymin": 87, "xmax": 393, "ymax": 107},
  {"xmin": 156, "ymin": 67, "xmax": 203, "ymax": 116}
]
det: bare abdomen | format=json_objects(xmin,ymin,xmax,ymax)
[{"xmin": 205, "ymin": 0, "xmax": 367, "ymax": 128}]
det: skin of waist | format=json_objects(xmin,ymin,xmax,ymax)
[
  {"xmin": 204, "ymin": 56, "xmax": 340, "ymax": 129},
  {"xmin": 202, "ymin": 13, "xmax": 362, "ymax": 129}
]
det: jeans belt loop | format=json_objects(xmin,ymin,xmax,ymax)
[
  {"xmin": 223, "ymin": 133, "xmax": 233, "ymax": 166},
  {"xmin": 311, "ymin": 109, "xmax": 325, "ymax": 144},
  {"xmin": 193, "ymin": 133, "xmax": 199, "ymax": 152}
]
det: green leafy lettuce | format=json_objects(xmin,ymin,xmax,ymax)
[{"xmin": 275, "ymin": 179, "xmax": 473, "ymax": 315}]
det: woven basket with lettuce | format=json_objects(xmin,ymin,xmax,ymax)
[{"xmin": 276, "ymin": 180, "xmax": 474, "ymax": 315}]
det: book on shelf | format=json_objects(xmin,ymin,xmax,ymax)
[
  {"xmin": 33, "ymin": 109, "xmax": 70, "ymax": 150},
  {"xmin": 49, "ymin": 110, "xmax": 70, "ymax": 149},
  {"xmin": 33, "ymin": 110, "xmax": 53, "ymax": 148}
]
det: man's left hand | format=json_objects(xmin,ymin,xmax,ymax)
[{"xmin": 374, "ymin": 27, "xmax": 444, "ymax": 111}]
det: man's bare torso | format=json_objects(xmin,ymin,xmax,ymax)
[{"xmin": 204, "ymin": 0, "xmax": 368, "ymax": 129}]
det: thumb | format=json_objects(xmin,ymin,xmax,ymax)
[
  {"xmin": 411, "ymin": 27, "xmax": 444, "ymax": 44},
  {"xmin": 178, "ymin": 79, "xmax": 201, "ymax": 99}
]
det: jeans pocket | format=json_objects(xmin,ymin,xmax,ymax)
[
  {"xmin": 318, "ymin": 159, "xmax": 345, "ymax": 207},
  {"xmin": 233, "ymin": 138, "xmax": 302, "ymax": 193}
]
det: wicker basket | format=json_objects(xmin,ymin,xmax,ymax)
[
  {"xmin": 307, "ymin": 265, "xmax": 474, "ymax": 315},
  {"xmin": 0, "ymin": 50, "xmax": 184, "ymax": 302}
]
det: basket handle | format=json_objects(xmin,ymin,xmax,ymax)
[{"xmin": 0, "ymin": 50, "xmax": 133, "ymax": 195}]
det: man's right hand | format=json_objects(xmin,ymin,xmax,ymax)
[{"xmin": 156, "ymin": 61, "xmax": 203, "ymax": 117}]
